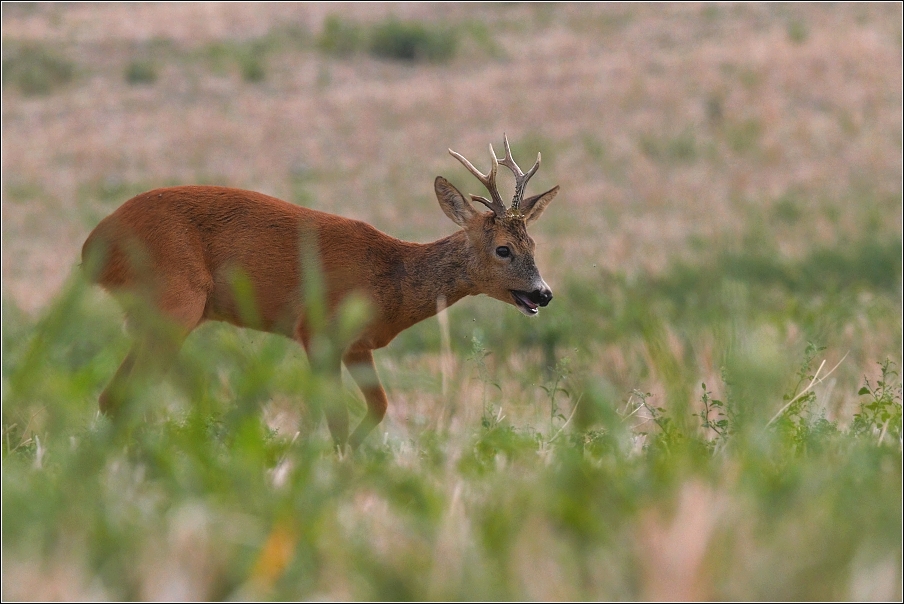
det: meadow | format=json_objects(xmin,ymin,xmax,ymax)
[{"xmin": 2, "ymin": 3, "xmax": 902, "ymax": 600}]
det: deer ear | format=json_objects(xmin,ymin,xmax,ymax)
[
  {"xmin": 521, "ymin": 186, "xmax": 559, "ymax": 225},
  {"xmin": 435, "ymin": 177, "xmax": 478, "ymax": 227}
]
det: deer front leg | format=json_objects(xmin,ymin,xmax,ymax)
[
  {"xmin": 322, "ymin": 358, "xmax": 350, "ymax": 451},
  {"xmin": 343, "ymin": 348, "xmax": 388, "ymax": 450}
]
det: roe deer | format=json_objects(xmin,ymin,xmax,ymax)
[{"xmin": 82, "ymin": 136, "xmax": 559, "ymax": 449}]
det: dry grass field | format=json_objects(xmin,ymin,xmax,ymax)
[
  {"xmin": 4, "ymin": 3, "xmax": 900, "ymax": 309},
  {"xmin": 2, "ymin": 3, "xmax": 902, "ymax": 600}
]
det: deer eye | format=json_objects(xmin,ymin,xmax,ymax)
[{"xmin": 495, "ymin": 246, "xmax": 511, "ymax": 258}]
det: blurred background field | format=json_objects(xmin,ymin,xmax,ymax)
[{"xmin": 2, "ymin": 3, "xmax": 902, "ymax": 600}]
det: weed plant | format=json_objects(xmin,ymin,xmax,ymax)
[
  {"xmin": 124, "ymin": 60, "xmax": 158, "ymax": 85},
  {"xmin": 369, "ymin": 19, "xmax": 457, "ymax": 63},
  {"xmin": 317, "ymin": 16, "xmax": 458, "ymax": 64},
  {"xmin": 317, "ymin": 16, "xmax": 365, "ymax": 58},
  {"xmin": 1, "ymin": 44, "xmax": 75, "ymax": 95}
]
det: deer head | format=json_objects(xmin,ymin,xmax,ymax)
[{"xmin": 436, "ymin": 135, "xmax": 559, "ymax": 316}]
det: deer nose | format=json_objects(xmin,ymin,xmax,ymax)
[
  {"xmin": 528, "ymin": 287, "xmax": 553, "ymax": 307},
  {"xmin": 538, "ymin": 288, "xmax": 553, "ymax": 307}
]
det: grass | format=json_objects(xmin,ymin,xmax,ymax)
[
  {"xmin": 318, "ymin": 15, "xmax": 459, "ymax": 63},
  {"xmin": 2, "ymin": 234, "xmax": 901, "ymax": 599},
  {"xmin": 2, "ymin": 3, "xmax": 901, "ymax": 600},
  {"xmin": 124, "ymin": 60, "xmax": 158, "ymax": 86},
  {"xmin": 640, "ymin": 128, "xmax": 700, "ymax": 164},
  {"xmin": 317, "ymin": 16, "xmax": 363, "ymax": 58},
  {"xmin": 1, "ymin": 44, "xmax": 76, "ymax": 96},
  {"xmin": 205, "ymin": 39, "xmax": 269, "ymax": 83},
  {"xmin": 369, "ymin": 19, "xmax": 457, "ymax": 64}
]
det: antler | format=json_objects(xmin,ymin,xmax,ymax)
[
  {"xmin": 448, "ymin": 144, "xmax": 507, "ymax": 217},
  {"xmin": 497, "ymin": 134, "xmax": 541, "ymax": 212},
  {"xmin": 448, "ymin": 135, "xmax": 542, "ymax": 216}
]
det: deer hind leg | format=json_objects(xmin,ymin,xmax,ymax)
[
  {"xmin": 99, "ymin": 276, "xmax": 208, "ymax": 422},
  {"xmin": 99, "ymin": 331, "xmax": 183, "ymax": 421},
  {"xmin": 320, "ymin": 353, "xmax": 350, "ymax": 450},
  {"xmin": 295, "ymin": 329, "xmax": 350, "ymax": 449},
  {"xmin": 99, "ymin": 347, "xmax": 137, "ymax": 416},
  {"xmin": 344, "ymin": 348, "xmax": 388, "ymax": 450}
]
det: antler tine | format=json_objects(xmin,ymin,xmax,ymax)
[
  {"xmin": 448, "ymin": 146, "xmax": 507, "ymax": 217},
  {"xmin": 498, "ymin": 134, "xmax": 541, "ymax": 211}
]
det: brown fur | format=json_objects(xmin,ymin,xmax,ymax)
[{"xmin": 82, "ymin": 178, "xmax": 558, "ymax": 448}]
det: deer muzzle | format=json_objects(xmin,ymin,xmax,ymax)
[{"xmin": 511, "ymin": 285, "xmax": 553, "ymax": 316}]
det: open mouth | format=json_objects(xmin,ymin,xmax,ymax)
[{"xmin": 510, "ymin": 290, "xmax": 539, "ymax": 316}]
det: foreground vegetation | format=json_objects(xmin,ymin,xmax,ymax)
[
  {"xmin": 2, "ymin": 256, "xmax": 900, "ymax": 599},
  {"xmin": 3, "ymin": 3, "xmax": 901, "ymax": 600}
]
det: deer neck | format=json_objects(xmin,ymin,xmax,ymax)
[{"xmin": 396, "ymin": 230, "xmax": 479, "ymax": 324}]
